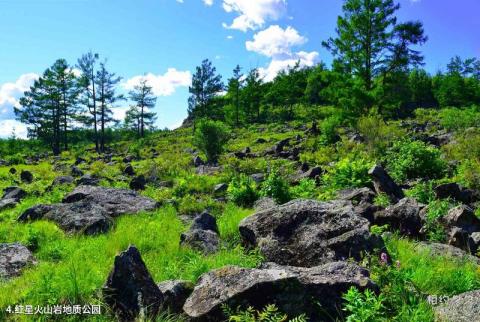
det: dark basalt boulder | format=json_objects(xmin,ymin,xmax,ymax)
[
  {"xmin": 63, "ymin": 185, "xmax": 159, "ymax": 217},
  {"xmin": 193, "ymin": 156, "xmax": 205, "ymax": 167},
  {"xmin": 374, "ymin": 198, "xmax": 424, "ymax": 237},
  {"xmin": 0, "ymin": 243, "xmax": 36, "ymax": 280},
  {"xmin": 368, "ymin": 165, "xmax": 404, "ymax": 202},
  {"xmin": 123, "ymin": 164, "xmax": 135, "ymax": 176},
  {"xmin": 434, "ymin": 290, "xmax": 480, "ymax": 322},
  {"xmin": 291, "ymin": 166, "xmax": 322, "ymax": 184},
  {"xmin": 440, "ymin": 205, "xmax": 480, "ymax": 251},
  {"xmin": 3, "ymin": 187, "xmax": 27, "ymax": 201},
  {"xmin": 71, "ymin": 166, "xmax": 84, "ymax": 177},
  {"xmin": 183, "ymin": 261, "xmax": 377, "ymax": 321},
  {"xmin": 239, "ymin": 199, "xmax": 383, "ymax": 267},
  {"xmin": 434, "ymin": 183, "xmax": 480, "ymax": 204},
  {"xmin": 180, "ymin": 212, "xmax": 220, "ymax": 254},
  {"xmin": 19, "ymin": 186, "xmax": 159, "ymax": 235},
  {"xmin": 9, "ymin": 167, "xmax": 16, "ymax": 174},
  {"xmin": 180, "ymin": 229, "xmax": 220, "ymax": 254},
  {"xmin": 157, "ymin": 280, "xmax": 194, "ymax": 313},
  {"xmin": 417, "ymin": 242, "xmax": 480, "ymax": 265},
  {"xmin": 213, "ymin": 183, "xmax": 228, "ymax": 195},
  {"xmin": 20, "ymin": 170, "xmax": 33, "ymax": 183},
  {"xmin": 52, "ymin": 176, "xmax": 74, "ymax": 186},
  {"xmin": 76, "ymin": 174, "xmax": 99, "ymax": 186},
  {"xmin": 103, "ymin": 246, "xmax": 164, "ymax": 321},
  {"xmin": 0, "ymin": 198, "xmax": 19, "ymax": 211},
  {"xmin": 190, "ymin": 211, "xmax": 219, "ymax": 234},
  {"xmin": 129, "ymin": 175, "xmax": 146, "ymax": 191}
]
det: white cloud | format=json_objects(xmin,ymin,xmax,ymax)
[
  {"xmin": 123, "ymin": 68, "xmax": 192, "ymax": 97},
  {"xmin": 0, "ymin": 119, "xmax": 28, "ymax": 139},
  {"xmin": 245, "ymin": 26, "xmax": 318, "ymax": 82},
  {"xmin": 111, "ymin": 107, "xmax": 129, "ymax": 121},
  {"xmin": 227, "ymin": 35, "xmax": 234, "ymax": 40},
  {"xmin": 203, "ymin": 0, "xmax": 213, "ymax": 6},
  {"xmin": 259, "ymin": 51, "xmax": 319, "ymax": 82},
  {"xmin": 0, "ymin": 73, "xmax": 39, "ymax": 119},
  {"xmin": 246, "ymin": 25, "xmax": 306, "ymax": 57},
  {"xmin": 222, "ymin": 0, "xmax": 287, "ymax": 31},
  {"xmin": 176, "ymin": 0, "xmax": 184, "ymax": 3}
]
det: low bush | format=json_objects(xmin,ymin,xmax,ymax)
[
  {"xmin": 322, "ymin": 156, "xmax": 373, "ymax": 190},
  {"xmin": 261, "ymin": 168, "xmax": 291, "ymax": 204},
  {"xmin": 193, "ymin": 119, "xmax": 230, "ymax": 163},
  {"xmin": 228, "ymin": 174, "xmax": 259, "ymax": 208},
  {"xmin": 386, "ymin": 140, "xmax": 446, "ymax": 182}
]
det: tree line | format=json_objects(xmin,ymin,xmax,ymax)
[
  {"xmin": 15, "ymin": 53, "xmax": 157, "ymax": 155},
  {"xmin": 14, "ymin": 0, "xmax": 480, "ymax": 155},
  {"xmin": 187, "ymin": 0, "xmax": 480, "ymax": 125}
]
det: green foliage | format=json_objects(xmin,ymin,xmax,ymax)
[
  {"xmin": 223, "ymin": 304, "xmax": 307, "ymax": 322},
  {"xmin": 193, "ymin": 119, "xmax": 230, "ymax": 162},
  {"xmin": 374, "ymin": 193, "xmax": 391, "ymax": 207},
  {"xmin": 405, "ymin": 181, "xmax": 436, "ymax": 204},
  {"xmin": 290, "ymin": 179, "xmax": 318, "ymax": 199},
  {"xmin": 261, "ymin": 168, "xmax": 291, "ymax": 204},
  {"xmin": 386, "ymin": 140, "xmax": 446, "ymax": 182},
  {"xmin": 421, "ymin": 200, "xmax": 451, "ymax": 242},
  {"xmin": 343, "ymin": 288, "xmax": 385, "ymax": 322},
  {"xmin": 456, "ymin": 159, "xmax": 480, "ymax": 189},
  {"xmin": 439, "ymin": 106, "xmax": 480, "ymax": 130},
  {"xmin": 356, "ymin": 115, "xmax": 406, "ymax": 156},
  {"xmin": 323, "ymin": 156, "xmax": 373, "ymax": 190},
  {"xmin": 228, "ymin": 174, "xmax": 259, "ymax": 208}
]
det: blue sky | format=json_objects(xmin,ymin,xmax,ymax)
[{"xmin": 0, "ymin": 0, "xmax": 479, "ymax": 138}]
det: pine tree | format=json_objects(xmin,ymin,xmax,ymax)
[
  {"xmin": 128, "ymin": 78, "xmax": 157, "ymax": 137},
  {"xmin": 15, "ymin": 59, "xmax": 79, "ymax": 155},
  {"xmin": 188, "ymin": 59, "xmax": 223, "ymax": 129},
  {"xmin": 77, "ymin": 51, "xmax": 100, "ymax": 151},
  {"xmin": 227, "ymin": 65, "xmax": 243, "ymax": 127},
  {"xmin": 95, "ymin": 61, "xmax": 124, "ymax": 152}
]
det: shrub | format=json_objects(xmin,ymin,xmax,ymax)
[
  {"xmin": 228, "ymin": 174, "xmax": 259, "ymax": 208},
  {"xmin": 323, "ymin": 156, "xmax": 373, "ymax": 190},
  {"xmin": 193, "ymin": 119, "xmax": 230, "ymax": 163},
  {"xmin": 439, "ymin": 106, "xmax": 480, "ymax": 131},
  {"xmin": 290, "ymin": 179, "xmax": 318, "ymax": 199},
  {"xmin": 356, "ymin": 115, "xmax": 406, "ymax": 156},
  {"xmin": 261, "ymin": 168, "xmax": 291, "ymax": 204},
  {"xmin": 456, "ymin": 159, "xmax": 480, "ymax": 189},
  {"xmin": 320, "ymin": 114, "xmax": 342, "ymax": 144},
  {"xmin": 343, "ymin": 287, "xmax": 385, "ymax": 322},
  {"xmin": 223, "ymin": 304, "xmax": 307, "ymax": 322},
  {"xmin": 422, "ymin": 200, "xmax": 451, "ymax": 242},
  {"xmin": 405, "ymin": 181, "xmax": 436, "ymax": 204},
  {"xmin": 386, "ymin": 140, "xmax": 446, "ymax": 182}
]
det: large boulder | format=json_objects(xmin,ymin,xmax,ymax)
[
  {"xmin": 19, "ymin": 186, "xmax": 159, "ymax": 235},
  {"xmin": 103, "ymin": 246, "xmax": 164, "ymax": 321},
  {"xmin": 435, "ymin": 183, "xmax": 480, "ymax": 204},
  {"xmin": 0, "ymin": 243, "xmax": 36, "ymax": 280},
  {"xmin": 440, "ymin": 205, "xmax": 480, "ymax": 251},
  {"xmin": 20, "ymin": 170, "xmax": 33, "ymax": 183},
  {"xmin": 157, "ymin": 280, "xmax": 194, "ymax": 313},
  {"xmin": 0, "ymin": 198, "xmax": 20, "ymax": 211},
  {"xmin": 183, "ymin": 261, "xmax": 377, "ymax": 321},
  {"xmin": 417, "ymin": 242, "xmax": 480, "ymax": 265},
  {"xmin": 180, "ymin": 212, "xmax": 220, "ymax": 254},
  {"xmin": 129, "ymin": 175, "xmax": 146, "ymax": 191},
  {"xmin": 434, "ymin": 290, "xmax": 480, "ymax": 322},
  {"xmin": 368, "ymin": 165, "xmax": 404, "ymax": 202},
  {"xmin": 63, "ymin": 186, "xmax": 159, "ymax": 217},
  {"xmin": 239, "ymin": 199, "xmax": 383, "ymax": 267},
  {"xmin": 337, "ymin": 187, "xmax": 380, "ymax": 222},
  {"xmin": 52, "ymin": 176, "xmax": 74, "ymax": 186},
  {"xmin": 3, "ymin": 187, "xmax": 27, "ymax": 202},
  {"xmin": 374, "ymin": 198, "xmax": 424, "ymax": 237}
]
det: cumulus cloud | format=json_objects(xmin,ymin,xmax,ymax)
[
  {"xmin": 123, "ymin": 68, "xmax": 192, "ymax": 97},
  {"xmin": 203, "ymin": 0, "xmax": 213, "ymax": 6},
  {"xmin": 0, "ymin": 119, "xmax": 28, "ymax": 139},
  {"xmin": 259, "ymin": 51, "xmax": 319, "ymax": 82},
  {"xmin": 222, "ymin": 0, "xmax": 287, "ymax": 31},
  {"xmin": 246, "ymin": 25, "xmax": 306, "ymax": 57},
  {"xmin": 0, "ymin": 73, "xmax": 39, "ymax": 119},
  {"xmin": 245, "ymin": 26, "xmax": 319, "ymax": 81}
]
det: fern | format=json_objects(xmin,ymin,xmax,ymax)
[{"xmin": 223, "ymin": 304, "xmax": 308, "ymax": 322}]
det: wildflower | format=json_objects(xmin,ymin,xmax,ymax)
[{"xmin": 380, "ymin": 252, "xmax": 389, "ymax": 265}]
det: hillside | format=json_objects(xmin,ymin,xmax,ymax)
[{"xmin": 0, "ymin": 105, "xmax": 479, "ymax": 321}]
